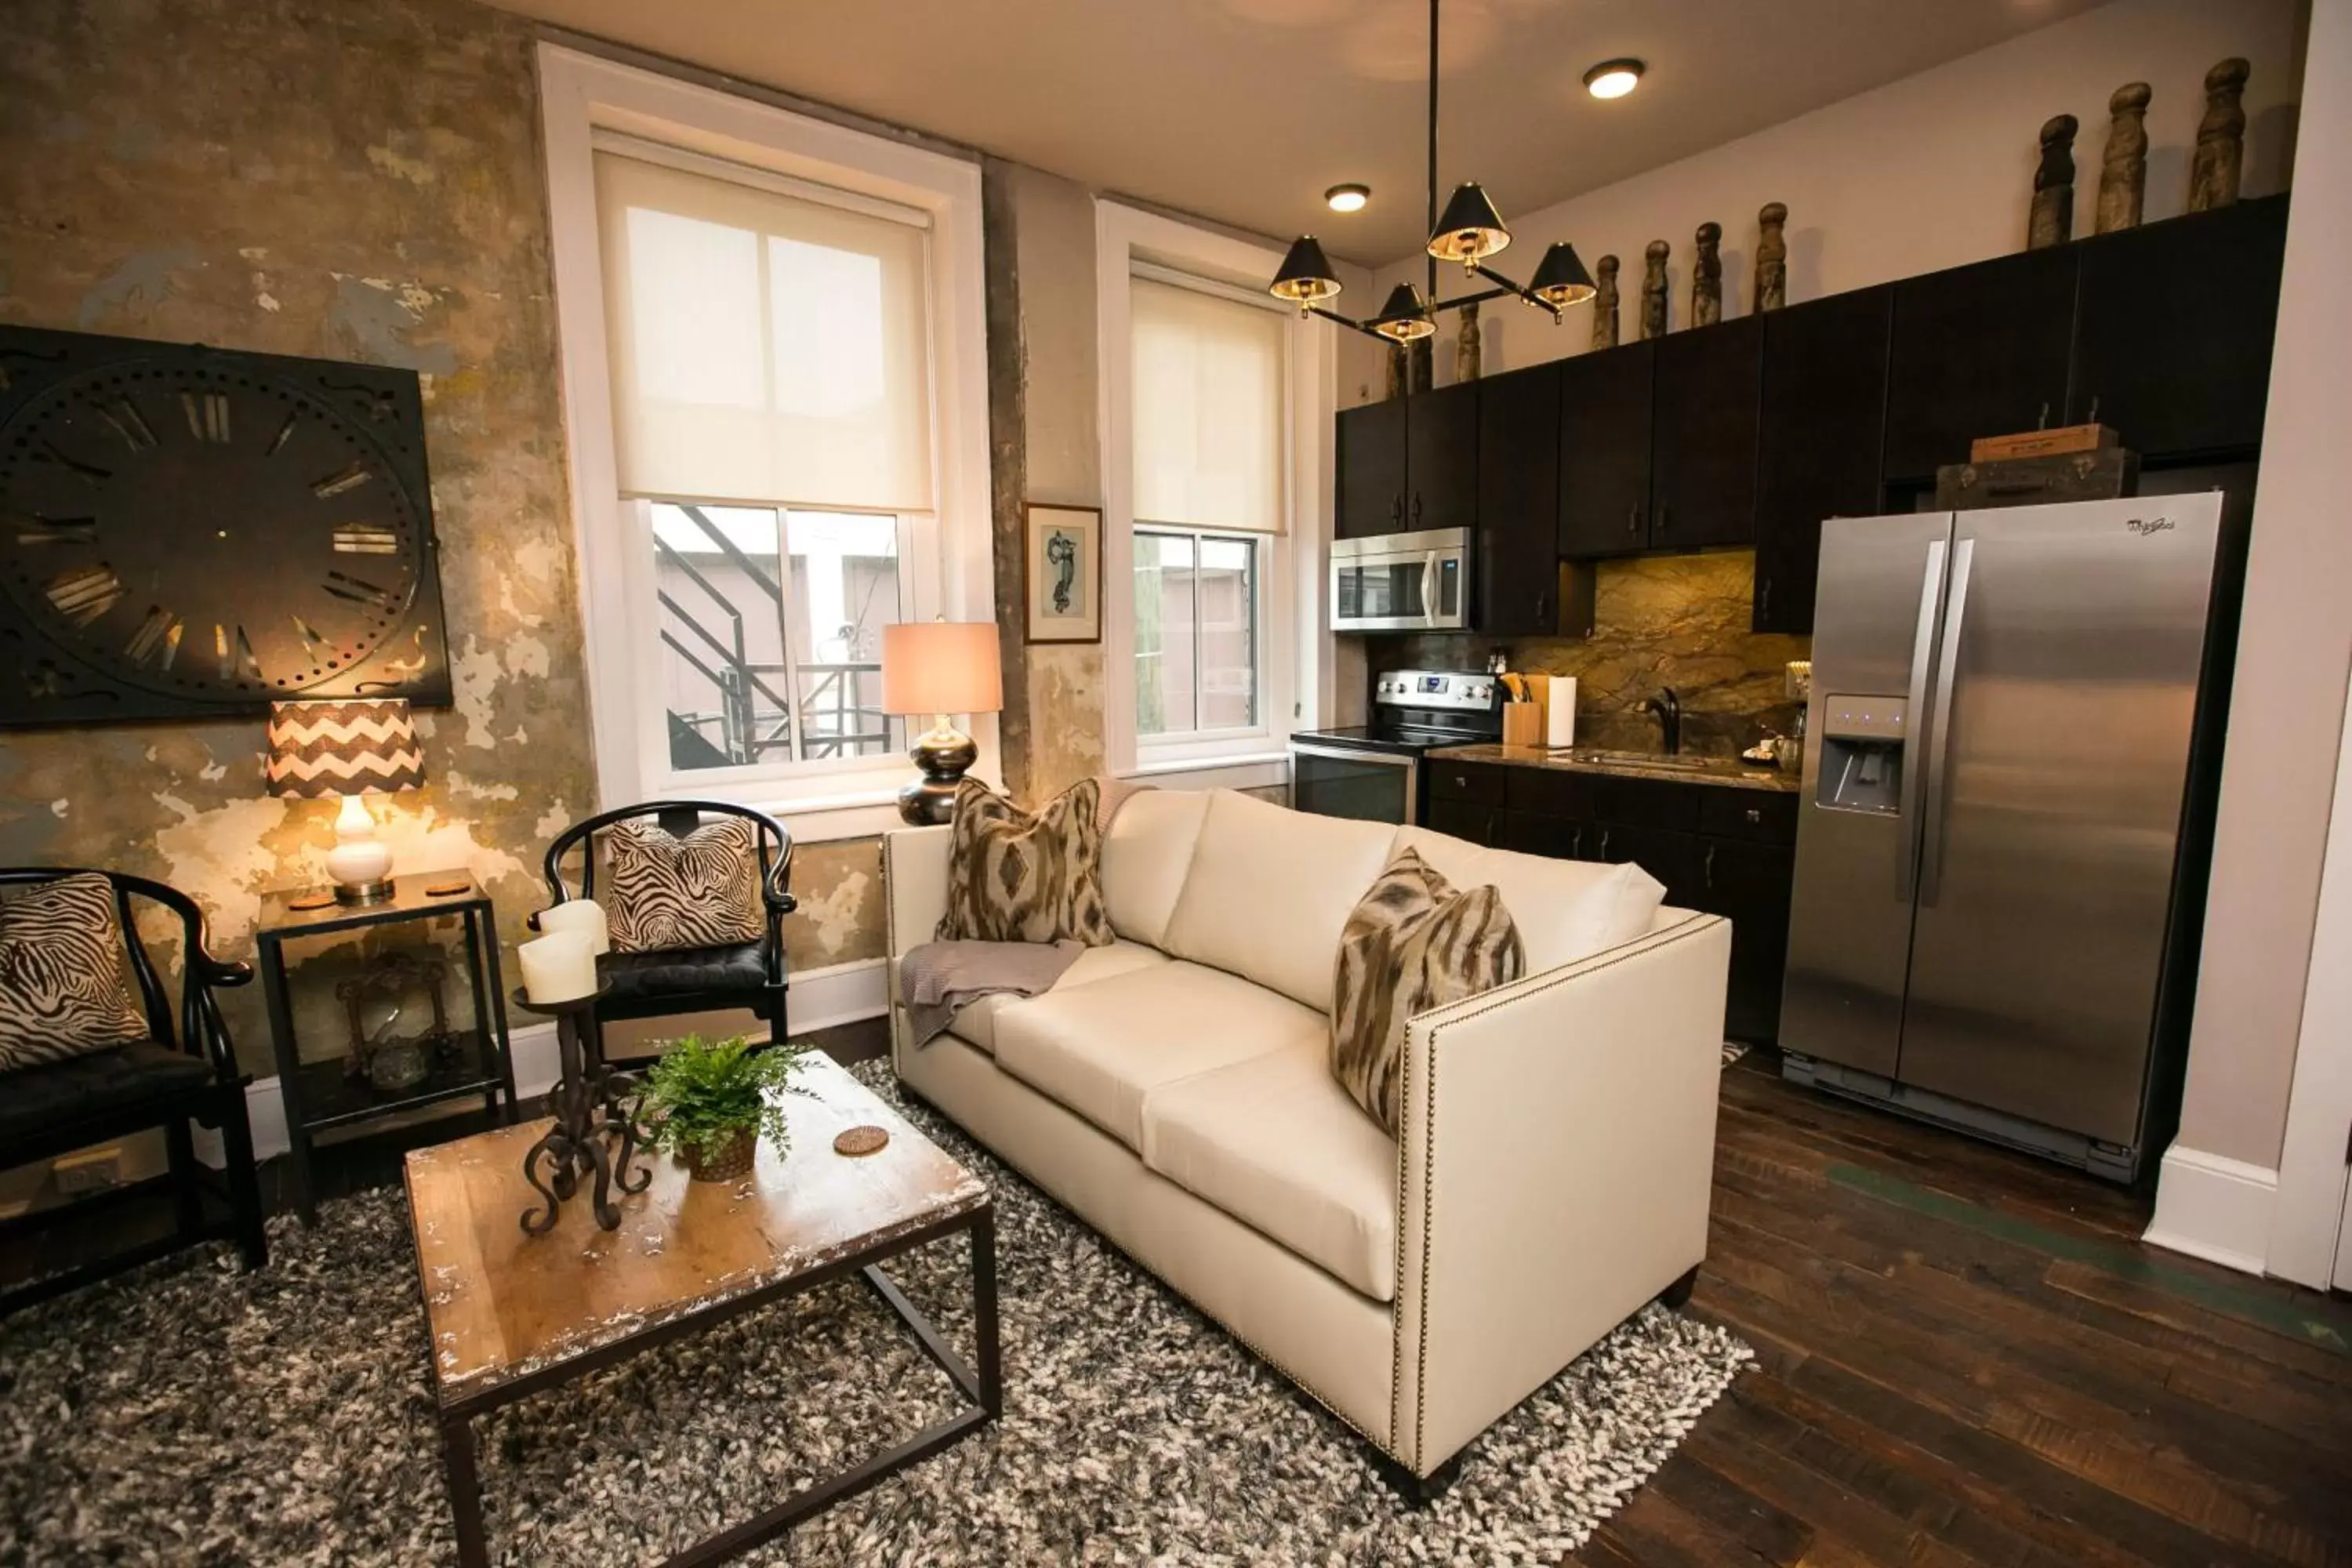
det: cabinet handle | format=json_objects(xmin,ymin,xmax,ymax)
[
  {"xmin": 1536, "ymin": 590, "xmax": 1550, "ymax": 622},
  {"xmin": 1391, "ymin": 495, "xmax": 1403, "ymax": 526},
  {"xmin": 1704, "ymin": 841, "xmax": 1717, "ymax": 891},
  {"xmin": 1744, "ymin": 806, "xmax": 1762, "ymax": 824},
  {"xmin": 1759, "ymin": 578, "xmax": 1772, "ymax": 621},
  {"xmin": 1412, "ymin": 492, "xmax": 1424, "ymax": 524},
  {"xmin": 2037, "ymin": 401, "xmax": 2051, "ymax": 430},
  {"xmin": 2086, "ymin": 394, "xmax": 2101, "ymax": 423},
  {"xmin": 1627, "ymin": 506, "xmax": 1640, "ymax": 535},
  {"xmin": 1657, "ymin": 506, "xmax": 1670, "ymax": 539},
  {"xmin": 1599, "ymin": 826, "xmax": 1613, "ymax": 859},
  {"xmin": 1571, "ymin": 824, "xmax": 1584, "ymax": 858}
]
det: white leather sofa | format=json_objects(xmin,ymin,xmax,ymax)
[{"xmin": 884, "ymin": 787, "xmax": 1730, "ymax": 1488}]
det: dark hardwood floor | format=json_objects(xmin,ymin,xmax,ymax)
[
  {"xmin": 1577, "ymin": 1051, "xmax": 2352, "ymax": 1568},
  {"xmin": 9, "ymin": 1023, "xmax": 2350, "ymax": 1566}
]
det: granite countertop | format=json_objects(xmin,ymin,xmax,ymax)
[{"xmin": 1428, "ymin": 742, "xmax": 1803, "ymax": 794}]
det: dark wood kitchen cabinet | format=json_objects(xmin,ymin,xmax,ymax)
[
  {"xmin": 1406, "ymin": 380, "xmax": 1479, "ymax": 532},
  {"xmin": 1700, "ymin": 837, "xmax": 1795, "ymax": 1040},
  {"xmin": 1650, "ymin": 315, "xmax": 1764, "ymax": 550},
  {"xmin": 1882, "ymin": 245, "xmax": 2079, "ymax": 481},
  {"xmin": 1475, "ymin": 363, "xmax": 1564, "ymax": 637},
  {"xmin": 1334, "ymin": 397, "xmax": 1408, "ymax": 538},
  {"xmin": 1753, "ymin": 286, "xmax": 1893, "ymax": 633},
  {"xmin": 2070, "ymin": 196, "xmax": 2289, "ymax": 459},
  {"xmin": 1557, "ymin": 340, "xmax": 1656, "ymax": 557}
]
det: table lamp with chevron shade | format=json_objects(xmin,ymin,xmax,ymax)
[{"xmin": 266, "ymin": 699, "xmax": 426, "ymax": 905}]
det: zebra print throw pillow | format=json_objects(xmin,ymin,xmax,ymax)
[
  {"xmin": 604, "ymin": 817, "xmax": 767, "ymax": 953},
  {"xmin": 0, "ymin": 874, "xmax": 152, "ymax": 1073},
  {"xmin": 1330, "ymin": 848, "xmax": 1524, "ymax": 1136},
  {"xmin": 936, "ymin": 779, "xmax": 1115, "ymax": 948}
]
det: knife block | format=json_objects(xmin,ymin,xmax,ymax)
[{"xmin": 1501, "ymin": 703, "xmax": 1544, "ymax": 748}]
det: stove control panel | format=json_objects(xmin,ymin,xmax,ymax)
[{"xmin": 1374, "ymin": 669, "xmax": 1501, "ymax": 712}]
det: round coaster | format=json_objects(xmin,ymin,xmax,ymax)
[
  {"xmin": 425, "ymin": 880, "xmax": 470, "ymax": 898},
  {"xmin": 833, "ymin": 1124, "xmax": 889, "ymax": 1158},
  {"xmin": 288, "ymin": 893, "xmax": 336, "ymax": 912}
]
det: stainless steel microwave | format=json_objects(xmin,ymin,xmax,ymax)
[{"xmin": 1329, "ymin": 527, "xmax": 1470, "ymax": 633}]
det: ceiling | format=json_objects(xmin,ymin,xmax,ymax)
[{"xmin": 493, "ymin": 0, "xmax": 2109, "ymax": 266}]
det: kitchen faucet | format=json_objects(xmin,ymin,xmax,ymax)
[{"xmin": 1644, "ymin": 688, "xmax": 1682, "ymax": 755}]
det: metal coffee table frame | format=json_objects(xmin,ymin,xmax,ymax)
[{"xmin": 418, "ymin": 1200, "xmax": 1000, "ymax": 1568}]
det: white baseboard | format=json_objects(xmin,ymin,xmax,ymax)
[
  {"xmin": 211, "ymin": 958, "xmax": 888, "ymax": 1167},
  {"xmin": 2144, "ymin": 1144, "xmax": 2278, "ymax": 1276}
]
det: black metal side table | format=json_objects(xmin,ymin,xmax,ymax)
[{"xmin": 256, "ymin": 872, "xmax": 519, "ymax": 1222}]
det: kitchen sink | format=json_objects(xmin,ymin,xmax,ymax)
[{"xmin": 1555, "ymin": 749, "xmax": 1716, "ymax": 771}]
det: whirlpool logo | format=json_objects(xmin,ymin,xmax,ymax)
[{"xmin": 2125, "ymin": 515, "xmax": 2176, "ymax": 536}]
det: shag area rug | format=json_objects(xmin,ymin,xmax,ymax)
[{"xmin": 0, "ymin": 1061, "xmax": 1750, "ymax": 1566}]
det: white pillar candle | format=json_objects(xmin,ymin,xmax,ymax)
[
  {"xmin": 518, "ymin": 931, "xmax": 598, "ymax": 1004},
  {"xmin": 538, "ymin": 898, "xmax": 609, "ymax": 956}
]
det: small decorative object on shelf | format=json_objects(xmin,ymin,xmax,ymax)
[
  {"xmin": 638, "ymin": 1033, "xmax": 817, "ymax": 1184},
  {"xmin": 1454, "ymin": 298, "xmax": 1481, "ymax": 383},
  {"xmin": 510, "ymin": 985, "xmax": 648, "ymax": 1232},
  {"xmin": 334, "ymin": 949, "xmax": 452, "ymax": 1092},
  {"xmin": 2097, "ymin": 82, "xmax": 2151, "ymax": 234},
  {"xmin": 2028, "ymin": 114, "xmax": 2079, "ymax": 250},
  {"xmin": 1591, "ymin": 254, "xmax": 1621, "ymax": 349},
  {"xmin": 1639, "ymin": 240, "xmax": 1670, "ymax": 339},
  {"xmin": 882, "ymin": 619, "xmax": 1007, "ymax": 824},
  {"xmin": 1408, "ymin": 334, "xmax": 1434, "ymax": 392},
  {"xmin": 1691, "ymin": 222, "xmax": 1723, "ymax": 328},
  {"xmin": 2189, "ymin": 57, "xmax": 2249, "ymax": 212},
  {"xmin": 1755, "ymin": 203, "xmax": 1788, "ymax": 312}
]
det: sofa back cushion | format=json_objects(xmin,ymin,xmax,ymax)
[
  {"xmin": 1100, "ymin": 788, "xmax": 1210, "ymax": 948},
  {"xmin": 1392, "ymin": 825, "xmax": 1666, "ymax": 972},
  {"xmin": 1161, "ymin": 790, "xmax": 1399, "ymax": 1013}
]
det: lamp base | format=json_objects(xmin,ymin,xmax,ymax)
[
  {"xmin": 898, "ymin": 721, "xmax": 978, "ymax": 826},
  {"xmin": 334, "ymin": 877, "xmax": 396, "ymax": 906}
]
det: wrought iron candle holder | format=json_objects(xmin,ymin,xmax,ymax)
[{"xmin": 508, "ymin": 985, "xmax": 648, "ymax": 1235}]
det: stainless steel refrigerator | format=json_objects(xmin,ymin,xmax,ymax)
[{"xmin": 1780, "ymin": 492, "xmax": 2234, "ymax": 1182}]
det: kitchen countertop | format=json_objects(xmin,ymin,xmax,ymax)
[{"xmin": 1428, "ymin": 743, "xmax": 1803, "ymax": 793}]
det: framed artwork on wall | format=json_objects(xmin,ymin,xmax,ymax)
[{"xmin": 1023, "ymin": 503, "xmax": 1101, "ymax": 644}]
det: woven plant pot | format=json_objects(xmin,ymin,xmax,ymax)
[{"xmin": 681, "ymin": 1127, "xmax": 759, "ymax": 1183}]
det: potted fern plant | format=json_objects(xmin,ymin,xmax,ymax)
[{"xmin": 638, "ymin": 1033, "xmax": 815, "ymax": 1183}]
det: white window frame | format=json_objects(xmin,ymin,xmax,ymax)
[
  {"xmin": 539, "ymin": 45, "xmax": 996, "ymax": 841},
  {"xmin": 1096, "ymin": 202, "xmax": 1337, "ymax": 789},
  {"xmin": 1131, "ymin": 523, "xmax": 1266, "ymax": 744}
]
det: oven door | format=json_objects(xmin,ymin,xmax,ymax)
[
  {"xmin": 1330, "ymin": 529, "xmax": 1468, "ymax": 633},
  {"xmin": 1289, "ymin": 743, "xmax": 1421, "ymax": 826}
]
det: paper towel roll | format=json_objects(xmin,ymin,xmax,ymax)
[{"xmin": 1546, "ymin": 677, "xmax": 1577, "ymax": 748}]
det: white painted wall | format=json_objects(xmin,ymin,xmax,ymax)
[{"xmin": 1360, "ymin": 0, "xmax": 2303, "ymax": 390}]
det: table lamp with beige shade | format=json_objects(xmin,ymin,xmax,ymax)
[
  {"xmin": 265, "ymin": 698, "xmax": 425, "ymax": 904},
  {"xmin": 880, "ymin": 621, "xmax": 1003, "ymax": 825}
]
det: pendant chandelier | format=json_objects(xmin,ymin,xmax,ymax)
[{"xmin": 1269, "ymin": 0, "xmax": 1597, "ymax": 343}]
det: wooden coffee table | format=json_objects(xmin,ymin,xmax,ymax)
[{"xmin": 401, "ymin": 1055, "xmax": 998, "ymax": 1567}]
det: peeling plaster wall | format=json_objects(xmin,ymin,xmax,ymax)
[
  {"xmin": 0, "ymin": 0, "xmax": 596, "ymax": 1078},
  {"xmin": 984, "ymin": 160, "xmax": 1108, "ymax": 804}
]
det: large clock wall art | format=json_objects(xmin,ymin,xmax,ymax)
[{"xmin": 0, "ymin": 325, "xmax": 452, "ymax": 727}]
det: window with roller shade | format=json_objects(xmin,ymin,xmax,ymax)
[
  {"xmin": 1129, "ymin": 274, "xmax": 1286, "ymax": 740},
  {"xmin": 591, "ymin": 140, "xmax": 938, "ymax": 772}
]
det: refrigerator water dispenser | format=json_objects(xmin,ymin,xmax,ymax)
[{"xmin": 1814, "ymin": 695, "xmax": 1908, "ymax": 814}]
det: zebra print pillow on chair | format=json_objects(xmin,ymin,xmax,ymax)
[
  {"xmin": 604, "ymin": 816, "xmax": 768, "ymax": 953},
  {"xmin": 0, "ymin": 873, "xmax": 153, "ymax": 1072}
]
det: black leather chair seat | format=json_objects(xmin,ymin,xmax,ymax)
[
  {"xmin": 0, "ymin": 1042, "xmax": 216, "ymax": 1143},
  {"xmin": 597, "ymin": 942, "xmax": 769, "ymax": 1004}
]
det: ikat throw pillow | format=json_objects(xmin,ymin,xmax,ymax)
[
  {"xmin": 604, "ymin": 816, "xmax": 768, "ymax": 953},
  {"xmin": 0, "ymin": 873, "xmax": 152, "ymax": 1072},
  {"xmin": 1330, "ymin": 848, "xmax": 1525, "ymax": 1135},
  {"xmin": 937, "ymin": 779, "xmax": 1116, "ymax": 948}
]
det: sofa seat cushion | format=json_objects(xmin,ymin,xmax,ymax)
[
  {"xmin": 1141, "ymin": 1044, "xmax": 1399, "ymax": 1302},
  {"xmin": 1392, "ymin": 826, "xmax": 1666, "ymax": 973},
  {"xmin": 1160, "ymin": 790, "xmax": 1400, "ymax": 1014},
  {"xmin": 942, "ymin": 939, "xmax": 1171, "ymax": 1055},
  {"xmin": 992, "ymin": 960, "xmax": 1319, "ymax": 1150}
]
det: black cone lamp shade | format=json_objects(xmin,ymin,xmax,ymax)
[
  {"xmin": 1370, "ymin": 282, "xmax": 1436, "ymax": 343},
  {"xmin": 1428, "ymin": 181, "xmax": 1512, "ymax": 266},
  {"xmin": 1529, "ymin": 241, "xmax": 1598, "ymax": 307},
  {"xmin": 1269, "ymin": 235, "xmax": 1342, "ymax": 306}
]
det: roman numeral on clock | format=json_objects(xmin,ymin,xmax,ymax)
[
  {"xmin": 45, "ymin": 564, "xmax": 123, "ymax": 626},
  {"xmin": 9, "ymin": 513, "xmax": 97, "ymax": 546},
  {"xmin": 213, "ymin": 622, "xmax": 263, "ymax": 684},
  {"xmin": 292, "ymin": 614, "xmax": 334, "ymax": 664},
  {"xmin": 322, "ymin": 569, "xmax": 401, "ymax": 610},
  {"xmin": 310, "ymin": 462, "xmax": 372, "ymax": 499},
  {"xmin": 125, "ymin": 607, "xmax": 183, "ymax": 670},
  {"xmin": 180, "ymin": 390, "xmax": 231, "ymax": 444},
  {"xmin": 332, "ymin": 524, "xmax": 400, "ymax": 554},
  {"xmin": 93, "ymin": 395, "xmax": 157, "ymax": 452}
]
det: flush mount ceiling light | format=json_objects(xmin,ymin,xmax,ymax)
[
  {"xmin": 1269, "ymin": 0, "xmax": 1595, "ymax": 341},
  {"xmin": 1584, "ymin": 59, "xmax": 1645, "ymax": 100}
]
